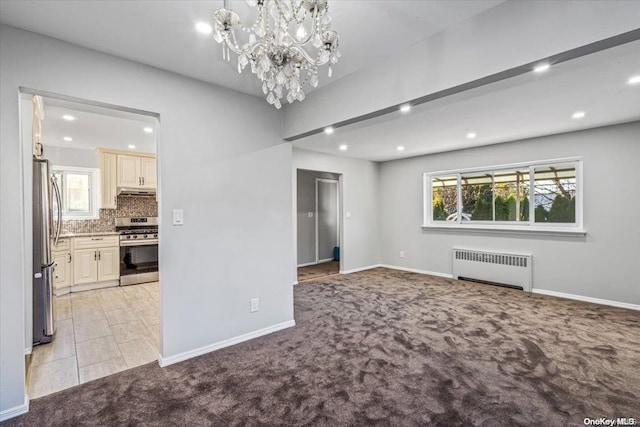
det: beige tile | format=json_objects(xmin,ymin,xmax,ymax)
[
  {"xmin": 31, "ymin": 319, "xmax": 75, "ymax": 366},
  {"xmin": 72, "ymin": 304, "xmax": 107, "ymax": 325},
  {"xmin": 146, "ymin": 323, "xmax": 160, "ymax": 347},
  {"xmin": 76, "ymin": 335, "xmax": 122, "ymax": 368},
  {"xmin": 28, "ymin": 356, "xmax": 78, "ymax": 399},
  {"xmin": 104, "ymin": 308, "xmax": 140, "ymax": 325},
  {"xmin": 111, "ymin": 320, "xmax": 151, "ymax": 344},
  {"xmin": 74, "ymin": 319, "xmax": 112, "ymax": 343},
  {"xmin": 79, "ymin": 357, "xmax": 127, "ymax": 384},
  {"xmin": 136, "ymin": 307, "xmax": 159, "ymax": 329},
  {"xmin": 118, "ymin": 338, "xmax": 158, "ymax": 369},
  {"xmin": 55, "ymin": 297, "xmax": 72, "ymax": 321},
  {"xmin": 98, "ymin": 295, "xmax": 128, "ymax": 311}
]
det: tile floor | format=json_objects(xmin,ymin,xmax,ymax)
[{"xmin": 28, "ymin": 282, "xmax": 160, "ymax": 399}]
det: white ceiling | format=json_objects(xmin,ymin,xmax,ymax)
[
  {"xmin": 41, "ymin": 97, "xmax": 157, "ymax": 153},
  {"xmin": 0, "ymin": 0, "xmax": 504, "ymax": 99},
  {"xmin": 293, "ymin": 39, "xmax": 640, "ymax": 161}
]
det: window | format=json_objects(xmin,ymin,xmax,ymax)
[
  {"xmin": 424, "ymin": 159, "xmax": 582, "ymax": 233},
  {"xmin": 52, "ymin": 166, "xmax": 99, "ymax": 219}
]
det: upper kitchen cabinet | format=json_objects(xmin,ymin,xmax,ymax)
[
  {"xmin": 140, "ymin": 156, "xmax": 157, "ymax": 189},
  {"xmin": 117, "ymin": 153, "xmax": 157, "ymax": 189},
  {"xmin": 98, "ymin": 150, "xmax": 117, "ymax": 209}
]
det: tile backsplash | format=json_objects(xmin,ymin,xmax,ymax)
[{"xmin": 60, "ymin": 196, "xmax": 158, "ymax": 234}]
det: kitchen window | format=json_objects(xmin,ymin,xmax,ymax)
[
  {"xmin": 52, "ymin": 166, "xmax": 99, "ymax": 219},
  {"xmin": 424, "ymin": 158, "xmax": 584, "ymax": 235}
]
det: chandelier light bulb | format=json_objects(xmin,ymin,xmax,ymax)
[
  {"xmin": 325, "ymin": 127, "xmax": 334, "ymax": 135},
  {"xmin": 572, "ymin": 111, "xmax": 586, "ymax": 119},
  {"xmin": 533, "ymin": 63, "xmax": 550, "ymax": 73},
  {"xmin": 210, "ymin": 0, "xmax": 340, "ymax": 108},
  {"xmin": 628, "ymin": 75, "xmax": 640, "ymax": 85},
  {"xmin": 467, "ymin": 132, "xmax": 476, "ymax": 139},
  {"xmin": 339, "ymin": 144, "xmax": 348, "ymax": 151}
]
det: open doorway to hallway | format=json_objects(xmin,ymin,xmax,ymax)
[{"xmin": 296, "ymin": 169, "xmax": 341, "ymax": 283}]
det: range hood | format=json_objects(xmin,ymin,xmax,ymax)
[{"xmin": 117, "ymin": 187, "xmax": 156, "ymax": 196}]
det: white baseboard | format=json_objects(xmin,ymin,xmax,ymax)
[
  {"xmin": 340, "ymin": 264, "xmax": 381, "ymax": 275},
  {"xmin": 71, "ymin": 280, "xmax": 119, "ymax": 293},
  {"xmin": 158, "ymin": 319, "xmax": 296, "ymax": 368},
  {"xmin": 293, "ymin": 281, "xmax": 298, "ymax": 286},
  {"xmin": 25, "ymin": 347, "xmax": 32, "ymax": 355},
  {"xmin": 532, "ymin": 289, "xmax": 640, "ymax": 311},
  {"xmin": 379, "ymin": 264, "xmax": 454, "ymax": 279},
  {"xmin": 318, "ymin": 258, "xmax": 334, "ymax": 264},
  {"xmin": 0, "ymin": 394, "xmax": 29, "ymax": 422},
  {"xmin": 297, "ymin": 261, "xmax": 316, "ymax": 268},
  {"xmin": 54, "ymin": 286, "xmax": 71, "ymax": 297}
]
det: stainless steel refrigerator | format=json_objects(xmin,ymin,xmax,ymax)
[{"xmin": 32, "ymin": 158, "xmax": 61, "ymax": 345}]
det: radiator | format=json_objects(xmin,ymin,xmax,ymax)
[{"xmin": 452, "ymin": 248, "xmax": 532, "ymax": 292}]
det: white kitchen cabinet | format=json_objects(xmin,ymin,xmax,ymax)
[
  {"xmin": 73, "ymin": 248, "xmax": 99, "ymax": 285},
  {"xmin": 97, "ymin": 247, "xmax": 120, "ymax": 282},
  {"xmin": 140, "ymin": 157, "xmax": 157, "ymax": 189},
  {"xmin": 72, "ymin": 236, "xmax": 120, "ymax": 286},
  {"xmin": 99, "ymin": 151, "xmax": 118, "ymax": 209},
  {"xmin": 117, "ymin": 154, "xmax": 156, "ymax": 189},
  {"xmin": 52, "ymin": 251, "xmax": 72, "ymax": 295},
  {"xmin": 117, "ymin": 154, "xmax": 141, "ymax": 188}
]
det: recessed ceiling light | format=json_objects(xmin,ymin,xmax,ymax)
[
  {"xmin": 400, "ymin": 104, "xmax": 411, "ymax": 113},
  {"xmin": 467, "ymin": 132, "xmax": 476, "ymax": 139},
  {"xmin": 325, "ymin": 127, "xmax": 334, "ymax": 135},
  {"xmin": 195, "ymin": 22, "xmax": 213, "ymax": 34},
  {"xmin": 572, "ymin": 111, "xmax": 586, "ymax": 119},
  {"xmin": 339, "ymin": 144, "xmax": 347, "ymax": 151},
  {"xmin": 533, "ymin": 63, "xmax": 550, "ymax": 73},
  {"xmin": 62, "ymin": 114, "xmax": 76, "ymax": 121},
  {"xmin": 128, "ymin": 144, "xmax": 136, "ymax": 149},
  {"xmin": 143, "ymin": 127, "xmax": 153, "ymax": 133},
  {"xmin": 397, "ymin": 146, "xmax": 405, "ymax": 151},
  {"xmin": 63, "ymin": 136, "xmax": 72, "ymax": 142},
  {"xmin": 628, "ymin": 75, "xmax": 640, "ymax": 85}
]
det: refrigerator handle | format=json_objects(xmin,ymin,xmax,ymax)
[{"xmin": 52, "ymin": 176, "xmax": 62, "ymax": 246}]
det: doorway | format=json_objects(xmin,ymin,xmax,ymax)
[
  {"xmin": 296, "ymin": 170, "xmax": 341, "ymax": 283},
  {"xmin": 20, "ymin": 90, "xmax": 161, "ymax": 399}
]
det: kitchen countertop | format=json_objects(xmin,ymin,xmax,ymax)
[{"xmin": 59, "ymin": 231, "xmax": 119, "ymax": 238}]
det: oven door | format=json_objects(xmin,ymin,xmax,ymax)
[{"xmin": 119, "ymin": 242, "xmax": 159, "ymax": 285}]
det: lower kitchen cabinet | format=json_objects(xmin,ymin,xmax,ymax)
[
  {"xmin": 52, "ymin": 238, "xmax": 72, "ymax": 295},
  {"xmin": 52, "ymin": 250, "xmax": 72, "ymax": 295},
  {"xmin": 73, "ymin": 246, "xmax": 119, "ymax": 285}
]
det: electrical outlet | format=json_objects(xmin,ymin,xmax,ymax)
[
  {"xmin": 400, "ymin": 251, "xmax": 405, "ymax": 258},
  {"xmin": 250, "ymin": 298, "xmax": 259, "ymax": 313}
]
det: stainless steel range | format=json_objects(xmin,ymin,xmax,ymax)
[{"xmin": 116, "ymin": 217, "xmax": 159, "ymax": 286}]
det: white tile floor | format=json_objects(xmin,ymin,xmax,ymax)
[{"xmin": 28, "ymin": 282, "xmax": 160, "ymax": 399}]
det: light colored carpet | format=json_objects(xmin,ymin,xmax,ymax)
[{"xmin": 6, "ymin": 268, "xmax": 640, "ymax": 426}]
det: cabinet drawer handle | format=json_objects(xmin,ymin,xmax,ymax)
[
  {"xmin": 68, "ymin": 253, "xmax": 72, "ymax": 263},
  {"xmin": 98, "ymin": 251, "xmax": 101, "ymax": 261},
  {"xmin": 94, "ymin": 251, "xmax": 97, "ymax": 261},
  {"xmin": 91, "ymin": 237, "xmax": 104, "ymax": 240}
]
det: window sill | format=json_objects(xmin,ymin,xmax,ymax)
[{"xmin": 421, "ymin": 224, "xmax": 586, "ymax": 237}]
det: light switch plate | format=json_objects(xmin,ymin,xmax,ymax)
[
  {"xmin": 346, "ymin": 211, "xmax": 352, "ymax": 219},
  {"xmin": 172, "ymin": 209, "xmax": 184, "ymax": 226},
  {"xmin": 308, "ymin": 212, "xmax": 313, "ymax": 218}
]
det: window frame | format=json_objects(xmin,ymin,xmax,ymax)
[
  {"xmin": 51, "ymin": 165, "xmax": 100, "ymax": 220},
  {"xmin": 423, "ymin": 157, "xmax": 585, "ymax": 236}
]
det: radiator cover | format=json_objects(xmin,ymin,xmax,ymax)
[{"xmin": 452, "ymin": 248, "xmax": 532, "ymax": 292}]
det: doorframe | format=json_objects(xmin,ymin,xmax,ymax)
[
  {"xmin": 17, "ymin": 88, "xmax": 162, "ymax": 402},
  {"xmin": 314, "ymin": 178, "xmax": 340, "ymax": 264}
]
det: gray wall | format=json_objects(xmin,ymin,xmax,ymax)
[
  {"xmin": 46, "ymin": 146, "xmax": 98, "ymax": 168},
  {"xmin": 296, "ymin": 169, "xmax": 339, "ymax": 265},
  {"xmin": 293, "ymin": 149, "xmax": 380, "ymax": 274},
  {"xmin": 1, "ymin": 24, "xmax": 293, "ymax": 413},
  {"xmin": 379, "ymin": 121, "xmax": 640, "ymax": 305}
]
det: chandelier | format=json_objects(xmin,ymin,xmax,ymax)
[{"xmin": 212, "ymin": 0, "xmax": 340, "ymax": 109}]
